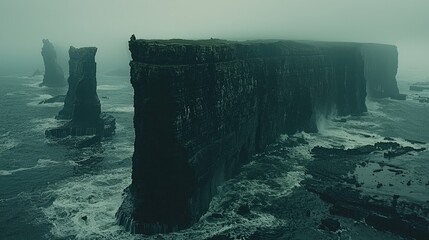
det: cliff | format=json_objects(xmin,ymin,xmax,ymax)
[
  {"xmin": 117, "ymin": 38, "xmax": 373, "ymax": 234},
  {"xmin": 46, "ymin": 47, "xmax": 115, "ymax": 138},
  {"xmin": 360, "ymin": 43, "xmax": 402, "ymax": 99},
  {"xmin": 41, "ymin": 39, "xmax": 66, "ymax": 87}
]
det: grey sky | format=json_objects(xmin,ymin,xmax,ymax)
[{"xmin": 1, "ymin": 0, "xmax": 428, "ymax": 78}]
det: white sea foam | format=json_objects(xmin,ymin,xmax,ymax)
[
  {"xmin": 27, "ymin": 94, "xmax": 64, "ymax": 107},
  {"xmin": 42, "ymin": 167, "xmax": 135, "ymax": 240},
  {"xmin": 30, "ymin": 118, "xmax": 64, "ymax": 134},
  {"xmin": 0, "ymin": 131, "xmax": 19, "ymax": 153},
  {"xmin": 97, "ymin": 84, "xmax": 126, "ymax": 91},
  {"xmin": 22, "ymin": 80, "xmax": 45, "ymax": 88},
  {"xmin": 106, "ymin": 106, "xmax": 134, "ymax": 113},
  {"xmin": 5, "ymin": 91, "xmax": 31, "ymax": 97},
  {"xmin": 0, "ymin": 159, "xmax": 59, "ymax": 176}
]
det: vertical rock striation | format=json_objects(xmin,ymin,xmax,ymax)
[
  {"xmin": 117, "ymin": 39, "xmax": 374, "ymax": 234},
  {"xmin": 41, "ymin": 39, "xmax": 66, "ymax": 87},
  {"xmin": 57, "ymin": 47, "xmax": 98, "ymax": 120},
  {"xmin": 46, "ymin": 47, "xmax": 115, "ymax": 138}
]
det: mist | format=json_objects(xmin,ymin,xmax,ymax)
[{"xmin": 1, "ymin": 0, "xmax": 428, "ymax": 80}]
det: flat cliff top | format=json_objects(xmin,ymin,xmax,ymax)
[
  {"xmin": 129, "ymin": 38, "xmax": 397, "ymax": 65},
  {"xmin": 129, "ymin": 38, "xmax": 323, "ymax": 65},
  {"xmin": 69, "ymin": 46, "xmax": 97, "ymax": 60}
]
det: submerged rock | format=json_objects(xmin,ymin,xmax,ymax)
[
  {"xmin": 319, "ymin": 218, "xmax": 341, "ymax": 232},
  {"xmin": 40, "ymin": 39, "xmax": 66, "ymax": 87},
  {"xmin": 311, "ymin": 141, "xmax": 425, "ymax": 159},
  {"xmin": 46, "ymin": 47, "xmax": 115, "ymax": 138}
]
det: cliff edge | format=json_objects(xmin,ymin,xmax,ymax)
[{"xmin": 116, "ymin": 38, "xmax": 379, "ymax": 234}]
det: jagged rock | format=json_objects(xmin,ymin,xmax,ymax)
[
  {"xmin": 236, "ymin": 204, "xmax": 251, "ymax": 216},
  {"xmin": 46, "ymin": 47, "xmax": 115, "ymax": 138},
  {"xmin": 76, "ymin": 135, "xmax": 101, "ymax": 148},
  {"xmin": 311, "ymin": 142, "xmax": 425, "ymax": 159},
  {"xmin": 311, "ymin": 145, "xmax": 376, "ymax": 158},
  {"xmin": 40, "ymin": 39, "xmax": 66, "ymax": 87},
  {"xmin": 384, "ymin": 146, "xmax": 425, "ymax": 158},
  {"xmin": 319, "ymin": 218, "xmax": 341, "ymax": 232}
]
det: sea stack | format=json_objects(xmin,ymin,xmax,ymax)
[
  {"xmin": 46, "ymin": 46, "xmax": 115, "ymax": 138},
  {"xmin": 41, "ymin": 39, "xmax": 66, "ymax": 87}
]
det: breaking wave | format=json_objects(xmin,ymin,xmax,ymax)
[{"xmin": 0, "ymin": 159, "xmax": 59, "ymax": 176}]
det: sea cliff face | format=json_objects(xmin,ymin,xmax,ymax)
[
  {"xmin": 41, "ymin": 39, "xmax": 66, "ymax": 87},
  {"xmin": 361, "ymin": 43, "xmax": 400, "ymax": 99},
  {"xmin": 117, "ymin": 39, "xmax": 376, "ymax": 234}
]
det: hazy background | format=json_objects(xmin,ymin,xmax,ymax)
[{"xmin": 0, "ymin": 0, "xmax": 428, "ymax": 80}]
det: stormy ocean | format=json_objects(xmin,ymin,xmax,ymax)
[{"xmin": 0, "ymin": 74, "xmax": 428, "ymax": 240}]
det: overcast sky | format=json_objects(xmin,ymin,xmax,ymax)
[{"xmin": 0, "ymin": 0, "xmax": 428, "ymax": 79}]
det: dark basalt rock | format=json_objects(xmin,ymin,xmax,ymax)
[
  {"xmin": 57, "ymin": 47, "xmax": 98, "ymax": 120},
  {"xmin": 40, "ymin": 39, "xmax": 66, "ymax": 87},
  {"xmin": 236, "ymin": 204, "xmax": 251, "ymax": 216},
  {"xmin": 46, "ymin": 47, "xmax": 115, "ymax": 138},
  {"xmin": 311, "ymin": 141, "xmax": 425, "ymax": 159},
  {"xmin": 319, "ymin": 218, "xmax": 341, "ymax": 232},
  {"xmin": 360, "ymin": 44, "xmax": 402, "ymax": 99},
  {"xmin": 76, "ymin": 135, "xmax": 101, "ymax": 148},
  {"xmin": 116, "ymin": 38, "xmax": 388, "ymax": 234},
  {"xmin": 384, "ymin": 146, "xmax": 426, "ymax": 159},
  {"xmin": 305, "ymin": 150, "xmax": 429, "ymax": 240}
]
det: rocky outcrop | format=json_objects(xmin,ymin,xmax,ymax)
[
  {"xmin": 57, "ymin": 47, "xmax": 96, "ymax": 119},
  {"xmin": 360, "ymin": 43, "xmax": 403, "ymax": 99},
  {"xmin": 41, "ymin": 39, "xmax": 66, "ymax": 87},
  {"xmin": 117, "ymin": 38, "xmax": 373, "ymax": 234},
  {"xmin": 46, "ymin": 47, "xmax": 115, "ymax": 138}
]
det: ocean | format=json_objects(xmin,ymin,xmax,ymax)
[{"xmin": 0, "ymin": 75, "xmax": 428, "ymax": 239}]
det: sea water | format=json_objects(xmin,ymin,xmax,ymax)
[{"xmin": 0, "ymin": 75, "xmax": 428, "ymax": 239}]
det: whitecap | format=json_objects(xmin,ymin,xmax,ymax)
[
  {"xmin": 0, "ymin": 159, "xmax": 59, "ymax": 176},
  {"xmin": 97, "ymin": 85, "xmax": 126, "ymax": 91},
  {"xmin": 0, "ymin": 131, "xmax": 19, "ymax": 153},
  {"xmin": 41, "ymin": 167, "xmax": 135, "ymax": 240},
  {"xmin": 30, "ymin": 118, "xmax": 64, "ymax": 134},
  {"xmin": 105, "ymin": 106, "xmax": 133, "ymax": 113},
  {"xmin": 22, "ymin": 80, "xmax": 45, "ymax": 88},
  {"xmin": 27, "ymin": 94, "xmax": 65, "ymax": 107}
]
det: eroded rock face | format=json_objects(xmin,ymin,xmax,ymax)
[
  {"xmin": 117, "ymin": 39, "xmax": 375, "ymax": 234},
  {"xmin": 41, "ymin": 39, "xmax": 66, "ymax": 87},
  {"xmin": 361, "ymin": 44, "xmax": 402, "ymax": 99},
  {"xmin": 46, "ymin": 47, "xmax": 115, "ymax": 138},
  {"xmin": 57, "ymin": 47, "xmax": 98, "ymax": 119}
]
